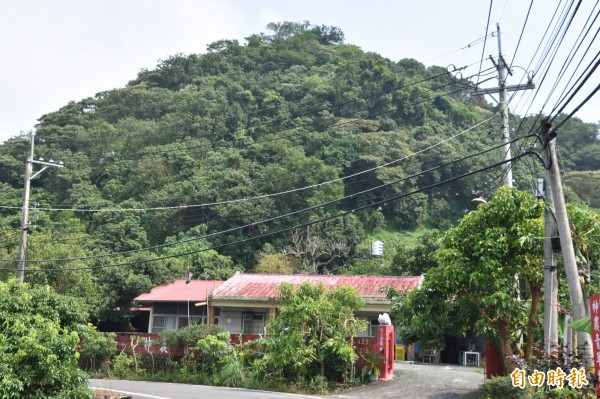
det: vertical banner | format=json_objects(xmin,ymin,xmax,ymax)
[{"xmin": 589, "ymin": 294, "xmax": 600, "ymax": 398}]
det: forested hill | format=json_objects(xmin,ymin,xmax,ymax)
[{"xmin": 0, "ymin": 22, "xmax": 598, "ymax": 327}]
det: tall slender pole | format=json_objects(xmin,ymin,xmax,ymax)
[
  {"xmin": 545, "ymin": 131, "xmax": 592, "ymax": 365},
  {"xmin": 16, "ymin": 132, "xmax": 35, "ymax": 284},
  {"xmin": 497, "ymin": 23, "xmax": 513, "ymax": 188},
  {"xmin": 543, "ymin": 172, "xmax": 559, "ymax": 354}
]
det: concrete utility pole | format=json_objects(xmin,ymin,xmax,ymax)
[
  {"xmin": 542, "ymin": 121, "xmax": 592, "ymax": 365},
  {"xmin": 496, "ymin": 23, "xmax": 512, "ymax": 188},
  {"xmin": 471, "ymin": 24, "xmax": 534, "ymax": 187},
  {"xmin": 16, "ymin": 134, "xmax": 34, "ymax": 284},
  {"xmin": 540, "ymin": 173, "xmax": 559, "ymax": 355},
  {"xmin": 16, "ymin": 131, "xmax": 63, "ymax": 284}
]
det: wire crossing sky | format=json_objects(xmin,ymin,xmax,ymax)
[{"xmin": 1, "ymin": 0, "xmax": 598, "ymax": 144}]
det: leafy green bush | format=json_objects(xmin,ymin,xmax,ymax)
[
  {"xmin": 78, "ymin": 326, "xmax": 116, "ymax": 372},
  {"xmin": 112, "ymin": 353, "xmax": 136, "ymax": 379},
  {"xmin": 195, "ymin": 332, "xmax": 230, "ymax": 375},
  {"xmin": 263, "ymin": 282, "xmax": 366, "ymax": 384},
  {"xmin": 160, "ymin": 323, "xmax": 224, "ymax": 348},
  {"xmin": 0, "ymin": 280, "xmax": 94, "ymax": 399},
  {"xmin": 305, "ymin": 375, "xmax": 330, "ymax": 394},
  {"xmin": 219, "ymin": 349, "xmax": 257, "ymax": 388},
  {"xmin": 479, "ymin": 376, "xmax": 523, "ymax": 399}
]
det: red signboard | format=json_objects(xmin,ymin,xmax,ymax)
[{"xmin": 590, "ymin": 294, "xmax": 600, "ymax": 397}]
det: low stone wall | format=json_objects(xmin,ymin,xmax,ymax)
[{"xmin": 114, "ymin": 333, "xmax": 378, "ymax": 360}]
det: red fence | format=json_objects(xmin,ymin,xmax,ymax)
[
  {"xmin": 354, "ymin": 336, "xmax": 378, "ymax": 365},
  {"xmin": 114, "ymin": 333, "xmax": 377, "ymax": 359},
  {"xmin": 115, "ymin": 333, "xmax": 187, "ymax": 357}
]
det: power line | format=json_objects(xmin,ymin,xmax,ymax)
[
  {"xmin": 542, "ymin": 4, "xmax": 599, "ymax": 117},
  {"xmin": 0, "ymin": 130, "xmax": 534, "ymax": 265},
  {"xmin": 476, "ymin": 0, "xmax": 494, "ymax": 85},
  {"xmin": 510, "ymin": 0, "xmax": 535, "ymax": 68},
  {"xmin": 553, "ymin": 82, "xmax": 600, "ymax": 130},
  {"xmin": 38, "ymin": 66, "xmax": 470, "ymax": 162},
  {"xmin": 0, "ymin": 113, "xmax": 498, "ymax": 213},
  {"xmin": 0, "ymin": 150, "xmax": 540, "ymax": 273}
]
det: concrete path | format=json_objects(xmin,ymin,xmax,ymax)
[{"xmin": 328, "ymin": 362, "xmax": 485, "ymax": 399}]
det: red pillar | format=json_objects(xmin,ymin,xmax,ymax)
[
  {"xmin": 377, "ymin": 324, "xmax": 395, "ymax": 381},
  {"xmin": 485, "ymin": 341, "xmax": 505, "ymax": 378}
]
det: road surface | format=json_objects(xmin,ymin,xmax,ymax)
[
  {"xmin": 90, "ymin": 362, "xmax": 484, "ymax": 399},
  {"xmin": 89, "ymin": 379, "xmax": 322, "ymax": 399}
]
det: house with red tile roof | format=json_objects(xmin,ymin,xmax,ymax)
[
  {"xmin": 134, "ymin": 273, "xmax": 422, "ymax": 337},
  {"xmin": 134, "ymin": 279, "xmax": 224, "ymax": 333}
]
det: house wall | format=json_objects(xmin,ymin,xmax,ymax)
[
  {"xmin": 147, "ymin": 302, "xmax": 207, "ymax": 333},
  {"xmin": 214, "ymin": 308, "xmax": 385, "ymax": 338},
  {"xmin": 216, "ymin": 307, "xmax": 272, "ymax": 335},
  {"xmin": 142, "ymin": 301, "xmax": 395, "ymax": 339}
]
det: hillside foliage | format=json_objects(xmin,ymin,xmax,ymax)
[{"xmin": 0, "ymin": 21, "xmax": 598, "ymax": 328}]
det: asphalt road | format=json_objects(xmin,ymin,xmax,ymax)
[
  {"xmin": 90, "ymin": 363, "xmax": 484, "ymax": 399},
  {"xmin": 89, "ymin": 379, "xmax": 323, "ymax": 399},
  {"xmin": 330, "ymin": 362, "xmax": 485, "ymax": 399}
]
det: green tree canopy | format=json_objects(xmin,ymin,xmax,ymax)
[
  {"xmin": 391, "ymin": 187, "xmax": 544, "ymax": 371},
  {"xmin": 263, "ymin": 282, "xmax": 367, "ymax": 383},
  {"xmin": 0, "ymin": 280, "xmax": 95, "ymax": 398}
]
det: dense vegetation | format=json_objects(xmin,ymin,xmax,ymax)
[
  {"xmin": 0, "ymin": 280, "xmax": 105, "ymax": 398},
  {"xmin": 0, "ymin": 21, "xmax": 598, "ymax": 331}
]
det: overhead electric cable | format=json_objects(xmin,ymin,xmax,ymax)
[
  {"xmin": 0, "ymin": 130, "xmax": 534, "ymax": 264},
  {"xmin": 476, "ymin": 0, "xmax": 494, "ymax": 85},
  {"xmin": 0, "ymin": 113, "xmax": 498, "ymax": 213},
  {"xmin": 40, "ymin": 66, "xmax": 472, "ymax": 160},
  {"xmin": 542, "ymin": 5, "xmax": 599, "ymax": 116},
  {"xmin": 0, "ymin": 150, "xmax": 540, "ymax": 273},
  {"xmin": 510, "ymin": 0, "xmax": 535, "ymax": 67},
  {"xmin": 552, "ymin": 82, "xmax": 600, "ymax": 130}
]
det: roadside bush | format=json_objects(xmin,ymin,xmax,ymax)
[
  {"xmin": 160, "ymin": 323, "xmax": 223, "ymax": 349},
  {"xmin": 219, "ymin": 348, "xmax": 257, "ymax": 388},
  {"xmin": 194, "ymin": 332, "xmax": 230, "ymax": 375},
  {"xmin": 479, "ymin": 376, "xmax": 523, "ymax": 399},
  {"xmin": 305, "ymin": 375, "xmax": 330, "ymax": 394},
  {"xmin": 0, "ymin": 280, "xmax": 94, "ymax": 399},
  {"xmin": 79, "ymin": 326, "xmax": 116, "ymax": 372},
  {"xmin": 112, "ymin": 353, "xmax": 137, "ymax": 380},
  {"xmin": 480, "ymin": 344, "xmax": 598, "ymax": 399}
]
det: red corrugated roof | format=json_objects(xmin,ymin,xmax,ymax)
[
  {"xmin": 211, "ymin": 273, "xmax": 421, "ymax": 301},
  {"xmin": 134, "ymin": 280, "xmax": 224, "ymax": 303}
]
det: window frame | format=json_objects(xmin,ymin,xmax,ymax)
[
  {"xmin": 151, "ymin": 303, "xmax": 207, "ymax": 333},
  {"xmin": 369, "ymin": 317, "xmax": 380, "ymax": 337},
  {"xmin": 242, "ymin": 312, "xmax": 265, "ymax": 334}
]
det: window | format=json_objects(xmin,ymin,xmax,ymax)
[
  {"xmin": 152, "ymin": 315, "xmax": 177, "ymax": 333},
  {"xmin": 242, "ymin": 313, "xmax": 265, "ymax": 334},
  {"xmin": 151, "ymin": 303, "xmax": 207, "ymax": 333},
  {"xmin": 213, "ymin": 307, "xmax": 221, "ymax": 325},
  {"xmin": 369, "ymin": 317, "xmax": 380, "ymax": 337}
]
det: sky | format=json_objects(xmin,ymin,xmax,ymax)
[{"xmin": 0, "ymin": 0, "xmax": 598, "ymax": 144}]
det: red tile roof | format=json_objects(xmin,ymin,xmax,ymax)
[
  {"xmin": 134, "ymin": 280, "xmax": 225, "ymax": 303},
  {"xmin": 210, "ymin": 273, "xmax": 421, "ymax": 302}
]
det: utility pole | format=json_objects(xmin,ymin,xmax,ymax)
[
  {"xmin": 16, "ymin": 133, "xmax": 34, "ymax": 284},
  {"xmin": 496, "ymin": 23, "xmax": 512, "ymax": 188},
  {"xmin": 16, "ymin": 131, "xmax": 63, "ymax": 284},
  {"xmin": 539, "ymin": 174, "xmax": 559, "ymax": 355},
  {"xmin": 542, "ymin": 120, "xmax": 592, "ymax": 365},
  {"xmin": 471, "ymin": 23, "xmax": 534, "ymax": 186}
]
